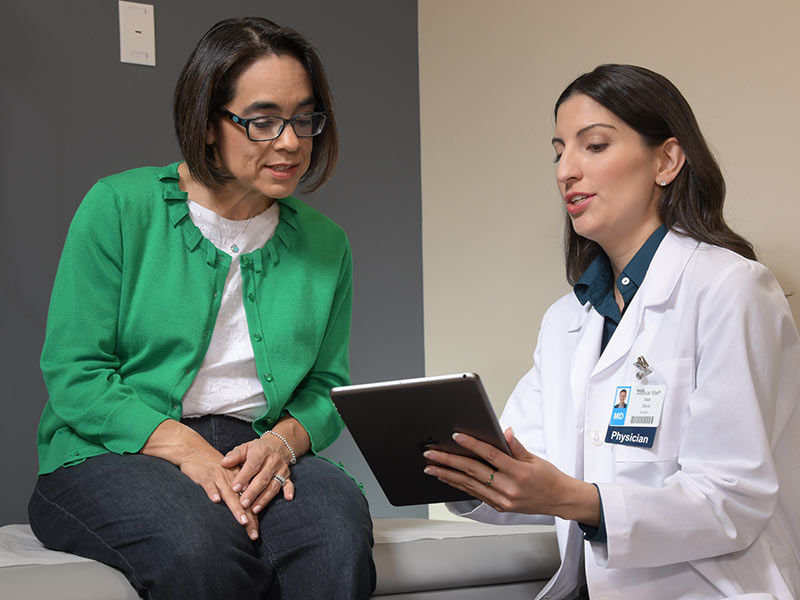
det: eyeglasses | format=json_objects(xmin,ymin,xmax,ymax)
[{"xmin": 220, "ymin": 109, "xmax": 327, "ymax": 142}]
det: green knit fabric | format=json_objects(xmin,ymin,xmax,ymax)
[{"xmin": 37, "ymin": 163, "xmax": 351, "ymax": 474}]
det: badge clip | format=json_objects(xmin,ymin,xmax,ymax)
[{"xmin": 634, "ymin": 355, "xmax": 652, "ymax": 380}]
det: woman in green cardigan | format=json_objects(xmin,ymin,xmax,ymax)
[{"xmin": 28, "ymin": 17, "xmax": 374, "ymax": 599}]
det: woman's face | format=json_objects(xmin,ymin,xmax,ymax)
[
  {"xmin": 209, "ymin": 54, "xmax": 315, "ymax": 201},
  {"xmin": 552, "ymin": 94, "xmax": 663, "ymax": 257}
]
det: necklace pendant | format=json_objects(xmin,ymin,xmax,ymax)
[{"xmin": 231, "ymin": 244, "xmax": 240, "ymax": 253}]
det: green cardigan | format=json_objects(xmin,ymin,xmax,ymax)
[{"xmin": 37, "ymin": 163, "xmax": 351, "ymax": 475}]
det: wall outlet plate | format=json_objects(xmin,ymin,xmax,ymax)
[{"xmin": 119, "ymin": 1, "xmax": 155, "ymax": 66}]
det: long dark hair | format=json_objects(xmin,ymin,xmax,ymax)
[
  {"xmin": 555, "ymin": 64, "xmax": 755, "ymax": 285},
  {"xmin": 173, "ymin": 17, "xmax": 338, "ymax": 192}
]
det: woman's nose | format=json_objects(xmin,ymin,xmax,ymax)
[
  {"xmin": 273, "ymin": 122, "xmax": 301, "ymax": 151},
  {"xmin": 556, "ymin": 148, "xmax": 581, "ymax": 185}
]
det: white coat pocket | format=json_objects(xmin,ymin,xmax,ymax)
[{"xmin": 613, "ymin": 358, "xmax": 693, "ymax": 483}]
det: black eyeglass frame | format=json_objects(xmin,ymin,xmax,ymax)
[{"xmin": 219, "ymin": 108, "xmax": 327, "ymax": 142}]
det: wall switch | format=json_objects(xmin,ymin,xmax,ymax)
[{"xmin": 119, "ymin": 1, "xmax": 156, "ymax": 66}]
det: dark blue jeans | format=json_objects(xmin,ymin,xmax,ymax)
[{"xmin": 29, "ymin": 416, "xmax": 375, "ymax": 599}]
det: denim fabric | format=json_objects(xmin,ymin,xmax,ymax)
[{"xmin": 29, "ymin": 415, "xmax": 375, "ymax": 599}]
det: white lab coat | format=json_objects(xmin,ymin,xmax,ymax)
[{"xmin": 449, "ymin": 231, "xmax": 800, "ymax": 599}]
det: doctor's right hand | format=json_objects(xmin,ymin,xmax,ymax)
[{"xmin": 423, "ymin": 427, "xmax": 601, "ymax": 526}]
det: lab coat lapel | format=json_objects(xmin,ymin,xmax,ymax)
[
  {"xmin": 591, "ymin": 230, "xmax": 700, "ymax": 378},
  {"xmin": 567, "ymin": 301, "xmax": 604, "ymax": 423}
]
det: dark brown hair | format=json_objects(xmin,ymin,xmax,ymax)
[
  {"xmin": 173, "ymin": 17, "xmax": 338, "ymax": 192},
  {"xmin": 554, "ymin": 64, "xmax": 755, "ymax": 285}
]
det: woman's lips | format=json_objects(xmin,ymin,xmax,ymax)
[
  {"xmin": 265, "ymin": 164, "xmax": 299, "ymax": 180},
  {"xmin": 565, "ymin": 193, "xmax": 594, "ymax": 215}
]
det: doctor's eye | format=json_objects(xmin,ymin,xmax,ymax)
[{"xmin": 587, "ymin": 143, "xmax": 609, "ymax": 153}]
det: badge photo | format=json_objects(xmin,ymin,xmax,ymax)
[{"xmin": 609, "ymin": 386, "xmax": 630, "ymax": 426}]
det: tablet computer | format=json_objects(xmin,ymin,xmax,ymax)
[{"xmin": 330, "ymin": 373, "xmax": 509, "ymax": 506}]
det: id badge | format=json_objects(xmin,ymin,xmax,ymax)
[{"xmin": 605, "ymin": 385, "xmax": 666, "ymax": 448}]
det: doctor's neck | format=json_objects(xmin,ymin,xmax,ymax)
[{"xmin": 602, "ymin": 221, "xmax": 663, "ymax": 283}]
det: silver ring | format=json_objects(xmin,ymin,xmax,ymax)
[{"xmin": 272, "ymin": 474, "xmax": 287, "ymax": 488}]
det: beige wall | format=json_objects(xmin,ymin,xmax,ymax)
[{"xmin": 419, "ymin": 0, "xmax": 800, "ymax": 518}]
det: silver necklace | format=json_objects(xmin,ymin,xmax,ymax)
[{"xmin": 210, "ymin": 197, "xmax": 263, "ymax": 254}]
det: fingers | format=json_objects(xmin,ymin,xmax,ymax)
[
  {"xmin": 282, "ymin": 478, "xmax": 295, "ymax": 502},
  {"xmin": 240, "ymin": 469, "xmax": 288, "ymax": 511},
  {"xmin": 220, "ymin": 444, "xmax": 245, "ymax": 467},
  {"xmin": 196, "ymin": 478, "xmax": 223, "ymax": 504},
  {"xmin": 504, "ymin": 426, "xmax": 515, "ymax": 445},
  {"xmin": 248, "ymin": 474, "xmax": 294, "ymax": 513},
  {"xmin": 219, "ymin": 487, "xmax": 260, "ymax": 540},
  {"xmin": 447, "ymin": 432, "xmax": 512, "ymax": 470},
  {"xmin": 504, "ymin": 428, "xmax": 530, "ymax": 459},
  {"xmin": 179, "ymin": 460, "xmax": 261, "ymax": 539},
  {"xmin": 236, "ymin": 462, "xmax": 290, "ymax": 510},
  {"xmin": 424, "ymin": 447, "xmax": 488, "ymax": 480},
  {"xmin": 229, "ymin": 440, "xmax": 291, "ymax": 497},
  {"xmin": 218, "ymin": 440, "xmax": 297, "ymax": 515},
  {"xmin": 423, "ymin": 460, "xmax": 507, "ymax": 511},
  {"xmin": 226, "ymin": 441, "xmax": 270, "ymax": 492}
]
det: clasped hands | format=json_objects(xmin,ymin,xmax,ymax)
[
  {"xmin": 143, "ymin": 420, "xmax": 295, "ymax": 541},
  {"xmin": 422, "ymin": 427, "xmax": 601, "ymax": 526},
  {"xmin": 179, "ymin": 436, "xmax": 294, "ymax": 540}
]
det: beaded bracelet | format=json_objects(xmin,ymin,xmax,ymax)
[{"xmin": 261, "ymin": 430, "xmax": 297, "ymax": 465}]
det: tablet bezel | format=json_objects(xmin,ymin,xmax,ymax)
[{"xmin": 330, "ymin": 372, "xmax": 509, "ymax": 506}]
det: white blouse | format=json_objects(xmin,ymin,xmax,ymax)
[{"xmin": 182, "ymin": 200, "xmax": 280, "ymax": 421}]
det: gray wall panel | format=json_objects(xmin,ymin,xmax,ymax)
[{"xmin": 0, "ymin": 0, "xmax": 424, "ymax": 523}]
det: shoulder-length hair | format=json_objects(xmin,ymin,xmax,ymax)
[
  {"xmin": 554, "ymin": 64, "xmax": 755, "ymax": 285},
  {"xmin": 173, "ymin": 17, "xmax": 338, "ymax": 192}
]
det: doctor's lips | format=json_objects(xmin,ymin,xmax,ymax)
[{"xmin": 565, "ymin": 191, "xmax": 594, "ymax": 214}]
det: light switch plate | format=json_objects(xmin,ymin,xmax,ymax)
[{"xmin": 119, "ymin": 1, "xmax": 156, "ymax": 66}]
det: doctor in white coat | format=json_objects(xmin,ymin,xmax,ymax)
[{"xmin": 424, "ymin": 64, "xmax": 800, "ymax": 599}]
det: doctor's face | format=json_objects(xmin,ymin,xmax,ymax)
[{"xmin": 552, "ymin": 94, "xmax": 663, "ymax": 257}]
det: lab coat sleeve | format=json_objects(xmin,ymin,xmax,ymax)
[
  {"xmin": 447, "ymin": 305, "xmax": 557, "ymax": 526},
  {"xmin": 597, "ymin": 259, "xmax": 800, "ymax": 568}
]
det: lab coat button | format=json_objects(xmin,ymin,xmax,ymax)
[{"xmin": 590, "ymin": 430, "xmax": 603, "ymax": 446}]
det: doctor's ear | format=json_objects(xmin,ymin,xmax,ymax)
[{"xmin": 655, "ymin": 137, "xmax": 685, "ymax": 187}]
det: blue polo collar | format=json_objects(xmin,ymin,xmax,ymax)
[{"xmin": 574, "ymin": 225, "xmax": 668, "ymax": 352}]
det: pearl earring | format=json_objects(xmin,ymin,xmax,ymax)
[{"xmin": 659, "ymin": 180, "xmax": 667, "ymax": 187}]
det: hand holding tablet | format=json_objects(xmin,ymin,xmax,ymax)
[{"xmin": 330, "ymin": 373, "xmax": 509, "ymax": 506}]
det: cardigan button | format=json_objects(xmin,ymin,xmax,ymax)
[
  {"xmin": 264, "ymin": 373, "xmax": 274, "ymax": 382},
  {"xmin": 247, "ymin": 292, "xmax": 255, "ymax": 301},
  {"xmin": 253, "ymin": 333, "xmax": 262, "ymax": 342}
]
